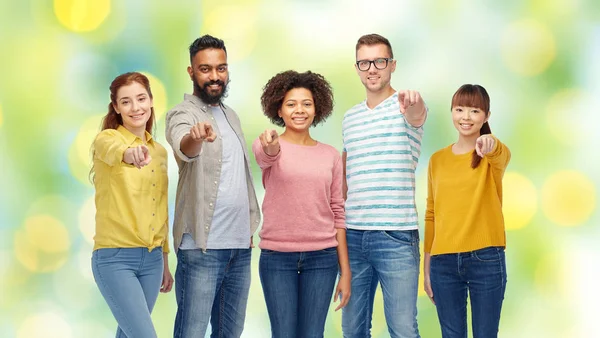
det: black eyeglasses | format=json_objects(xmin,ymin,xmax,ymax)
[{"xmin": 356, "ymin": 58, "xmax": 393, "ymax": 71}]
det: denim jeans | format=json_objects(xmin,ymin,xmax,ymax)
[
  {"xmin": 91, "ymin": 247, "xmax": 163, "ymax": 338},
  {"xmin": 173, "ymin": 248, "xmax": 251, "ymax": 338},
  {"xmin": 259, "ymin": 247, "xmax": 339, "ymax": 338},
  {"xmin": 342, "ymin": 229, "xmax": 421, "ymax": 338},
  {"xmin": 430, "ymin": 246, "xmax": 507, "ymax": 338}
]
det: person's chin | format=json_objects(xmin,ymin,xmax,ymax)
[{"xmin": 205, "ymin": 90, "xmax": 223, "ymax": 99}]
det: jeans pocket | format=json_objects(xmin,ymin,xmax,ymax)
[
  {"xmin": 381, "ymin": 230, "xmax": 414, "ymax": 245},
  {"xmin": 473, "ymin": 246, "xmax": 503, "ymax": 262},
  {"xmin": 95, "ymin": 248, "xmax": 122, "ymax": 260}
]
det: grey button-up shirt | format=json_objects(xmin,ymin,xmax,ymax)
[{"xmin": 165, "ymin": 94, "xmax": 261, "ymax": 251}]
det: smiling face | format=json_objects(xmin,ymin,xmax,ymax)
[
  {"xmin": 278, "ymin": 87, "xmax": 315, "ymax": 133},
  {"xmin": 113, "ymin": 81, "xmax": 153, "ymax": 136},
  {"xmin": 355, "ymin": 43, "xmax": 396, "ymax": 94},
  {"xmin": 188, "ymin": 48, "xmax": 229, "ymax": 105},
  {"xmin": 452, "ymin": 105, "xmax": 489, "ymax": 137},
  {"xmin": 450, "ymin": 84, "xmax": 491, "ymax": 139}
]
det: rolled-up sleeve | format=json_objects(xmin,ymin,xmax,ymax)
[
  {"xmin": 93, "ymin": 130, "xmax": 129, "ymax": 166},
  {"xmin": 165, "ymin": 109, "xmax": 198, "ymax": 162}
]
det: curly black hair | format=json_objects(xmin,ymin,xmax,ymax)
[{"xmin": 261, "ymin": 70, "xmax": 334, "ymax": 127}]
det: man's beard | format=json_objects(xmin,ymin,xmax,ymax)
[{"xmin": 194, "ymin": 78, "xmax": 230, "ymax": 105}]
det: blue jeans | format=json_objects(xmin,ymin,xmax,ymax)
[
  {"xmin": 259, "ymin": 247, "xmax": 339, "ymax": 338},
  {"xmin": 91, "ymin": 247, "xmax": 163, "ymax": 338},
  {"xmin": 342, "ymin": 229, "xmax": 420, "ymax": 338},
  {"xmin": 173, "ymin": 248, "xmax": 251, "ymax": 338},
  {"xmin": 430, "ymin": 246, "xmax": 507, "ymax": 338}
]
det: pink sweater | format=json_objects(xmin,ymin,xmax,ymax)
[{"xmin": 252, "ymin": 138, "xmax": 346, "ymax": 252}]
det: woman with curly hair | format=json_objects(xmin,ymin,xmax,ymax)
[{"xmin": 252, "ymin": 70, "xmax": 351, "ymax": 337}]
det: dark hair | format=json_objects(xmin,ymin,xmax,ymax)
[
  {"xmin": 451, "ymin": 84, "xmax": 492, "ymax": 169},
  {"xmin": 356, "ymin": 33, "xmax": 394, "ymax": 59},
  {"xmin": 90, "ymin": 72, "xmax": 155, "ymax": 182},
  {"xmin": 189, "ymin": 35, "xmax": 227, "ymax": 63},
  {"xmin": 261, "ymin": 70, "xmax": 334, "ymax": 127}
]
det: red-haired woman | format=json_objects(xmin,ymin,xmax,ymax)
[{"xmin": 91, "ymin": 72, "xmax": 173, "ymax": 338}]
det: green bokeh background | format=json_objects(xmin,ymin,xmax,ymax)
[{"xmin": 1, "ymin": 0, "xmax": 599, "ymax": 337}]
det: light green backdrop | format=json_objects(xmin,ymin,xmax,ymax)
[{"xmin": 0, "ymin": 0, "xmax": 598, "ymax": 337}]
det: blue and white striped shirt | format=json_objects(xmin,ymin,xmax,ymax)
[{"xmin": 342, "ymin": 92, "xmax": 424, "ymax": 230}]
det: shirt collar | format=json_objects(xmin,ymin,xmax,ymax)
[{"xmin": 184, "ymin": 93, "xmax": 226, "ymax": 111}]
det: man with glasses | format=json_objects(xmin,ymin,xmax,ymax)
[{"xmin": 341, "ymin": 33, "xmax": 427, "ymax": 338}]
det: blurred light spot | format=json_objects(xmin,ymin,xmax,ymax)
[
  {"xmin": 6, "ymin": 34, "xmax": 68, "ymax": 95},
  {"xmin": 78, "ymin": 245, "xmax": 95, "ymax": 281},
  {"xmin": 62, "ymin": 53, "xmax": 118, "ymax": 113},
  {"xmin": 14, "ymin": 215, "xmax": 70, "ymax": 272},
  {"xmin": 567, "ymin": 244, "xmax": 600, "ymax": 336},
  {"xmin": 501, "ymin": 19, "xmax": 556, "ymax": 76},
  {"xmin": 534, "ymin": 252, "xmax": 568, "ymax": 298},
  {"xmin": 17, "ymin": 312, "xmax": 72, "ymax": 338},
  {"xmin": 370, "ymin": 288, "xmax": 387, "ymax": 337},
  {"xmin": 541, "ymin": 171, "xmax": 596, "ymax": 227},
  {"xmin": 54, "ymin": 261, "xmax": 95, "ymax": 311},
  {"xmin": 0, "ymin": 250, "xmax": 9, "ymax": 290},
  {"xmin": 141, "ymin": 72, "xmax": 168, "ymax": 122},
  {"xmin": 546, "ymin": 89, "xmax": 593, "ymax": 146},
  {"xmin": 68, "ymin": 115, "xmax": 103, "ymax": 186},
  {"xmin": 54, "ymin": 0, "xmax": 110, "ymax": 32},
  {"xmin": 1, "ymin": 260, "xmax": 33, "ymax": 291},
  {"xmin": 24, "ymin": 216, "xmax": 71, "ymax": 253},
  {"xmin": 503, "ymin": 172, "xmax": 538, "ymax": 230},
  {"xmin": 201, "ymin": 5, "xmax": 258, "ymax": 62},
  {"xmin": 72, "ymin": 322, "xmax": 113, "ymax": 338},
  {"xmin": 529, "ymin": 0, "xmax": 580, "ymax": 21},
  {"xmin": 79, "ymin": 195, "xmax": 96, "ymax": 245},
  {"xmin": 1, "ymin": 266, "xmax": 33, "ymax": 310},
  {"xmin": 415, "ymin": 172, "xmax": 427, "ymax": 227},
  {"xmin": 27, "ymin": 195, "xmax": 76, "ymax": 223},
  {"xmin": 418, "ymin": 242, "xmax": 425, "ymax": 297}
]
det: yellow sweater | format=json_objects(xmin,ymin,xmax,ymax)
[
  {"xmin": 93, "ymin": 126, "xmax": 169, "ymax": 253},
  {"xmin": 424, "ymin": 136, "xmax": 510, "ymax": 255}
]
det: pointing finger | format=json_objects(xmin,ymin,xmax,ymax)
[
  {"xmin": 409, "ymin": 90, "xmax": 416, "ymax": 106},
  {"xmin": 266, "ymin": 130, "xmax": 273, "ymax": 143}
]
